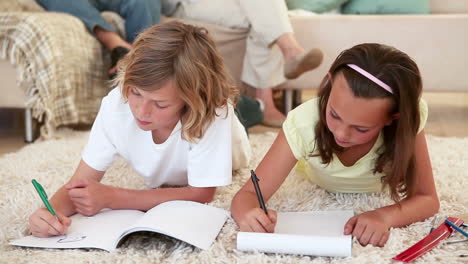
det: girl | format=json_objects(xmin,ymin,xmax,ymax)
[
  {"xmin": 231, "ymin": 43, "xmax": 439, "ymax": 247},
  {"xmin": 29, "ymin": 21, "xmax": 251, "ymax": 237}
]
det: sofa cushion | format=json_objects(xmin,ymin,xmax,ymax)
[
  {"xmin": 342, "ymin": 0, "xmax": 430, "ymax": 14},
  {"xmin": 431, "ymin": 0, "xmax": 468, "ymax": 14},
  {"xmin": 286, "ymin": 0, "xmax": 349, "ymax": 13},
  {"xmin": 282, "ymin": 14, "xmax": 468, "ymax": 92}
]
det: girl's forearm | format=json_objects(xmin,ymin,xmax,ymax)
[
  {"xmin": 376, "ymin": 194, "xmax": 439, "ymax": 228},
  {"xmin": 231, "ymin": 190, "xmax": 261, "ymax": 223},
  {"xmin": 106, "ymin": 185, "xmax": 216, "ymax": 211}
]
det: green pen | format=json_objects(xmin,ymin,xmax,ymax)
[{"xmin": 32, "ymin": 179, "xmax": 57, "ymax": 216}]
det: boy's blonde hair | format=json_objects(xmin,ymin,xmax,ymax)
[{"xmin": 114, "ymin": 21, "xmax": 238, "ymax": 142}]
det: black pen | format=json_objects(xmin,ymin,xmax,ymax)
[{"xmin": 250, "ymin": 170, "xmax": 268, "ymax": 215}]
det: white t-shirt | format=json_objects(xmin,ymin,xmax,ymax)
[{"xmin": 82, "ymin": 87, "xmax": 237, "ymax": 188}]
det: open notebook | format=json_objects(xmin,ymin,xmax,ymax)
[
  {"xmin": 10, "ymin": 200, "xmax": 228, "ymax": 251},
  {"xmin": 237, "ymin": 210, "xmax": 354, "ymax": 257}
]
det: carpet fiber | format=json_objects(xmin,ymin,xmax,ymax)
[{"xmin": 0, "ymin": 130, "xmax": 467, "ymax": 264}]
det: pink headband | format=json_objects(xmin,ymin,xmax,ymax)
[{"xmin": 347, "ymin": 64, "xmax": 393, "ymax": 94}]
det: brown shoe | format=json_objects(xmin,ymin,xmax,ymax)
[{"xmin": 284, "ymin": 48, "xmax": 324, "ymax": 79}]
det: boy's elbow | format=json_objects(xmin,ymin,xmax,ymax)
[
  {"xmin": 191, "ymin": 187, "xmax": 216, "ymax": 203},
  {"xmin": 200, "ymin": 195, "xmax": 214, "ymax": 203}
]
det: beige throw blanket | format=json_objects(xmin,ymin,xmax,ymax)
[{"xmin": 0, "ymin": 0, "xmax": 124, "ymax": 138}]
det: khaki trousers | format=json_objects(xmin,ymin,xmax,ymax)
[{"xmin": 173, "ymin": 0, "xmax": 293, "ymax": 88}]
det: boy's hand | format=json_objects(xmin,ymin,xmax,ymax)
[
  {"xmin": 29, "ymin": 208, "xmax": 71, "ymax": 237},
  {"xmin": 238, "ymin": 208, "xmax": 277, "ymax": 233},
  {"xmin": 344, "ymin": 210, "xmax": 390, "ymax": 247},
  {"xmin": 66, "ymin": 179, "xmax": 112, "ymax": 216}
]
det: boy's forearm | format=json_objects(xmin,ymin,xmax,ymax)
[
  {"xmin": 106, "ymin": 185, "xmax": 216, "ymax": 211},
  {"xmin": 49, "ymin": 186, "xmax": 77, "ymax": 217},
  {"xmin": 376, "ymin": 194, "xmax": 440, "ymax": 228},
  {"xmin": 47, "ymin": 159, "xmax": 104, "ymax": 217}
]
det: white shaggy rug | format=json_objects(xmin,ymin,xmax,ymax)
[{"xmin": 0, "ymin": 129, "xmax": 467, "ymax": 264}]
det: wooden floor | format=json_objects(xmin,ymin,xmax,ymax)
[{"xmin": 1, "ymin": 91, "xmax": 467, "ymax": 156}]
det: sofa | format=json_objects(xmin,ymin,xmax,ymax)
[
  {"xmin": 1, "ymin": 0, "xmax": 467, "ymax": 141},
  {"xmin": 281, "ymin": 0, "xmax": 468, "ymax": 111},
  {"xmin": 0, "ymin": 0, "xmax": 131, "ymax": 142}
]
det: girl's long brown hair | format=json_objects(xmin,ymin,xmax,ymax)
[
  {"xmin": 313, "ymin": 43, "xmax": 422, "ymax": 201},
  {"xmin": 115, "ymin": 21, "xmax": 238, "ymax": 142}
]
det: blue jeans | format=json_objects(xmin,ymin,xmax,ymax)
[{"xmin": 36, "ymin": 0, "xmax": 161, "ymax": 43}]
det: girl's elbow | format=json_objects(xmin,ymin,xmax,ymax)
[
  {"xmin": 192, "ymin": 187, "xmax": 216, "ymax": 203},
  {"xmin": 423, "ymin": 194, "xmax": 440, "ymax": 216},
  {"xmin": 431, "ymin": 196, "xmax": 440, "ymax": 214}
]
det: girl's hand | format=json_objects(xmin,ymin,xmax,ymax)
[
  {"xmin": 237, "ymin": 208, "xmax": 277, "ymax": 233},
  {"xmin": 344, "ymin": 210, "xmax": 390, "ymax": 247},
  {"xmin": 29, "ymin": 208, "xmax": 71, "ymax": 237},
  {"xmin": 66, "ymin": 179, "xmax": 112, "ymax": 216}
]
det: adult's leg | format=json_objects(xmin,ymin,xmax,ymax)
[
  {"xmin": 37, "ymin": 0, "xmax": 114, "ymax": 34},
  {"xmin": 171, "ymin": 0, "xmax": 249, "ymax": 29},
  {"xmin": 239, "ymin": 0, "xmax": 322, "ymax": 125},
  {"xmin": 172, "ymin": 0, "xmax": 312, "ymax": 126},
  {"xmin": 235, "ymin": 0, "xmax": 292, "ymax": 124},
  {"xmin": 278, "ymin": 33, "xmax": 323, "ymax": 79},
  {"xmin": 172, "ymin": 0, "xmax": 265, "ymax": 129},
  {"xmin": 238, "ymin": 0, "xmax": 322, "ymax": 74},
  {"xmin": 144, "ymin": 0, "xmax": 162, "ymax": 25},
  {"xmin": 36, "ymin": 0, "xmax": 130, "ymax": 51},
  {"xmin": 94, "ymin": 0, "xmax": 157, "ymax": 43},
  {"xmin": 241, "ymin": 35, "xmax": 286, "ymax": 124}
]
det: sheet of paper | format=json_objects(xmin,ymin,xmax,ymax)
[
  {"xmin": 121, "ymin": 200, "xmax": 228, "ymax": 250},
  {"xmin": 237, "ymin": 210, "xmax": 354, "ymax": 257},
  {"xmin": 10, "ymin": 209, "xmax": 144, "ymax": 252}
]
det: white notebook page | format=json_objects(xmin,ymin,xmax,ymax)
[
  {"xmin": 10, "ymin": 209, "xmax": 144, "ymax": 251},
  {"xmin": 237, "ymin": 210, "xmax": 354, "ymax": 257},
  {"xmin": 121, "ymin": 200, "xmax": 228, "ymax": 249}
]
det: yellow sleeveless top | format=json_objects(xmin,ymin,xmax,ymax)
[{"xmin": 283, "ymin": 98, "xmax": 428, "ymax": 193}]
